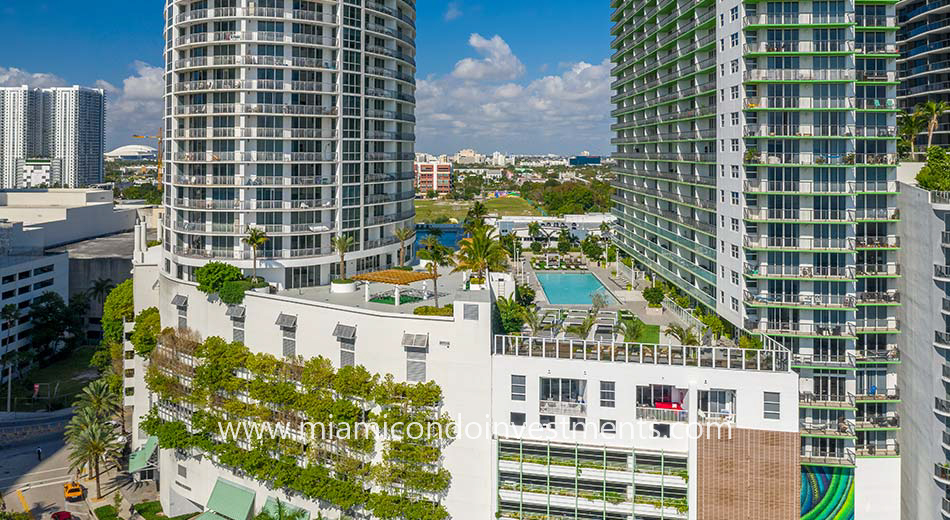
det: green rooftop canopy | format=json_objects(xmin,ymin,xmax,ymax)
[
  {"xmin": 206, "ymin": 478, "xmax": 255, "ymax": 520},
  {"xmin": 262, "ymin": 497, "xmax": 310, "ymax": 520},
  {"xmin": 127, "ymin": 436, "xmax": 158, "ymax": 473},
  {"xmin": 193, "ymin": 512, "xmax": 229, "ymax": 520}
]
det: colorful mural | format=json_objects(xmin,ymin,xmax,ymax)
[{"xmin": 801, "ymin": 466, "xmax": 855, "ymax": 520}]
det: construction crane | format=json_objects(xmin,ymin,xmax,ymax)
[{"xmin": 133, "ymin": 129, "xmax": 163, "ymax": 189}]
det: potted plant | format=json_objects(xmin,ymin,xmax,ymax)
[{"xmin": 331, "ymin": 234, "xmax": 357, "ymax": 293}]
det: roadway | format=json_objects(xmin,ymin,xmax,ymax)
[{"xmin": 0, "ymin": 431, "xmax": 81, "ymax": 520}]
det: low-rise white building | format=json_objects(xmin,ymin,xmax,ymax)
[
  {"xmin": 493, "ymin": 213, "xmax": 617, "ymax": 248},
  {"xmin": 124, "ymin": 226, "xmax": 803, "ymax": 519}
]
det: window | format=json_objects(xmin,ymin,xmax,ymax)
[
  {"xmin": 340, "ymin": 337, "xmax": 355, "ymax": 367},
  {"xmin": 232, "ymin": 318, "xmax": 245, "ymax": 343},
  {"xmin": 600, "ymin": 381, "xmax": 616, "ymax": 408},
  {"xmin": 720, "ymin": 63, "xmax": 725, "ymax": 77},
  {"xmin": 720, "ymin": 38, "xmax": 725, "ymax": 51},
  {"xmin": 731, "ymin": 139, "xmax": 740, "ymax": 152},
  {"xmin": 720, "ymin": 114, "xmax": 725, "ymax": 127},
  {"xmin": 720, "ymin": 89, "xmax": 725, "ymax": 101},
  {"xmin": 731, "ymin": 112, "xmax": 740, "ymax": 125},
  {"xmin": 731, "ymin": 297, "xmax": 740, "ymax": 311},
  {"xmin": 764, "ymin": 391, "xmax": 781, "ymax": 419},
  {"xmin": 600, "ymin": 419, "xmax": 616, "ymax": 435},
  {"xmin": 731, "ymin": 32, "xmax": 739, "ymax": 47},
  {"xmin": 731, "ymin": 192, "xmax": 740, "ymax": 205},
  {"xmin": 731, "ymin": 270, "xmax": 740, "ymax": 284},
  {"xmin": 510, "ymin": 412, "xmax": 526, "ymax": 426},
  {"xmin": 540, "ymin": 415, "xmax": 555, "ymax": 428},
  {"xmin": 731, "ymin": 218, "xmax": 740, "ymax": 232},
  {"xmin": 731, "ymin": 244, "xmax": 740, "ymax": 258},
  {"xmin": 569, "ymin": 417, "xmax": 585, "ymax": 431},
  {"xmin": 731, "ymin": 6, "xmax": 739, "ymax": 20},
  {"xmin": 177, "ymin": 464, "xmax": 187, "ymax": 478},
  {"xmin": 282, "ymin": 327, "xmax": 296, "ymax": 358},
  {"xmin": 511, "ymin": 375, "xmax": 526, "ymax": 401},
  {"xmin": 407, "ymin": 349, "xmax": 426, "ymax": 382},
  {"xmin": 653, "ymin": 424, "xmax": 671, "ymax": 438},
  {"xmin": 731, "ymin": 165, "xmax": 740, "ymax": 178},
  {"xmin": 731, "ymin": 59, "xmax": 739, "ymax": 74},
  {"xmin": 719, "ymin": 13, "xmax": 724, "ymax": 25},
  {"xmin": 731, "ymin": 85, "xmax": 740, "ymax": 99}
]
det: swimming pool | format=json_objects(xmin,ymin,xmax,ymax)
[{"xmin": 536, "ymin": 272, "xmax": 618, "ymax": 306}]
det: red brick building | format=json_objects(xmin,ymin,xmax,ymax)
[{"xmin": 414, "ymin": 161, "xmax": 453, "ymax": 196}]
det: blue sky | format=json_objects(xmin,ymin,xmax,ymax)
[{"xmin": 0, "ymin": 1, "xmax": 613, "ymax": 154}]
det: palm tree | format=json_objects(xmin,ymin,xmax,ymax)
[
  {"xmin": 417, "ymin": 237, "xmax": 455, "ymax": 308},
  {"xmin": 566, "ymin": 313, "xmax": 597, "ymax": 339},
  {"xmin": 65, "ymin": 407, "xmax": 102, "ymax": 445},
  {"xmin": 453, "ymin": 225, "xmax": 509, "ymax": 282},
  {"xmin": 75, "ymin": 378, "xmax": 120, "ymax": 416},
  {"xmin": 527, "ymin": 221, "xmax": 542, "ymax": 251},
  {"xmin": 920, "ymin": 100, "xmax": 950, "ymax": 149},
  {"xmin": 664, "ymin": 324, "xmax": 699, "ymax": 345},
  {"xmin": 66, "ymin": 420, "xmax": 122, "ymax": 499},
  {"xmin": 898, "ymin": 110, "xmax": 928, "ymax": 156},
  {"xmin": 619, "ymin": 317, "xmax": 646, "ymax": 343},
  {"xmin": 599, "ymin": 222, "xmax": 612, "ymax": 264},
  {"xmin": 332, "ymin": 234, "xmax": 355, "ymax": 281},
  {"xmin": 393, "ymin": 226, "xmax": 415, "ymax": 266},
  {"xmin": 88, "ymin": 278, "xmax": 115, "ymax": 304},
  {"xmin": 521, "ymin": 305, "xmax": 551, "ymax": 336},
  {"xmin": 254, "ymin": 499, "xmax": 308, "ymax": 520},
  {"xmin": 465, "ymin": 201, "xmax": 488, "ymax": 229},
  {"xmin": 242, "ymin": 227, "xmax": 270, "ymax": 282}
]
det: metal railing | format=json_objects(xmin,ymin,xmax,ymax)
[
  {"xmin": 637, "ymin": 406, "xmax": 688, "ymax": 423},
  {"xmin": 492, "ymin": 335, "xmax": 791, "ymax": 372},
  {"xmin": 539, "ymin": 400, "xmax": 587, "ymax": 416},
  {"xmin": 799, "ymin": 392, "xmax": 855, "ymax": 407}
]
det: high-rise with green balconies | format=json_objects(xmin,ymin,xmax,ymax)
[{"xmin": 610, "ymin": 0, "xmax": 901, "ymax": 517}]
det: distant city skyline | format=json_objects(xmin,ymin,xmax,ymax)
[{"xmin": 0, "ymin": 1, "xmax": 613, "ymax": 154}]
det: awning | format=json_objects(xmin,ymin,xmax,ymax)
[
  {"xmin": 401, "ymin": 333, "xmax": 429, "ymax": 349},
  {"xmin": 171, "ymin": 294, "xmax": 188, "ymax": 307},
  {"xmin": 332, "ymin": 323, "xmax": 356, "ymax": 339},
  {"xmin": 225, "ymin": 305, "xmax": 246, "ymax": 319},
  {"xmin": 262, "ymin": 498, "xmax": 310, "ymax": 520},
  {"xmin": 127, "ymin": 436, "xmax": 158, "ymax": 473},
  {"xmin": 206, "ymin": 478, "xmax": 255, "ymax": 520},
  {"xmin": 275, "ymin": 313, "xmax": 297, "ymax": 328}
]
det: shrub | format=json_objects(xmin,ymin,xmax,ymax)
[
  {"xmin": 146, "ymin": 239, "xmax": 162, "ymax": 247},
  {"xmin": 332, "ymin": 278, "xmax": 355, "ymax": 284},
  {"xmin": 413, "ymin": 305, "xmax": 454, "ymax": 316},
  {"xmin": 739, "ymin": 335, "xmax": 764, "ymax": 350},
  {"xmin": 131, "ymin": 307, "xmax": 161, "ymax": 356},
  {"xmin": 916, "ymin": 146, "xmax": 950, "ymax": 190},
  {"xmin": 219, "ymin": 280, "xmax": 253, "ymax": 305},
  {"xmin": 643, "ymin": 287, "xmax": 665, "ymax": 306},
  {"xmin": 102, "ymin": 279, "xmax": 134, "ymax": 345},
  {"xmin": 94, "ymin": 506, "xmax": 119, "ymax": 520},
  {"xmin": 195, "ymin": 262, "xmax": 244, "ymax": 294},
  {"xmin": 530, "ymin": 241, "xmax": 543, "ymax": 254}
]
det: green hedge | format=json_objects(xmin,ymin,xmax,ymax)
[
  {"xmin": 94, "ymin": 506, "xmax": 118, "ymax": 520},
  {"xmin": 413, "ymin": 304, "xmax": 454, "ymax": 316}
]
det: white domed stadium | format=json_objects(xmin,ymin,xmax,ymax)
[{"xmin": 104, "ymin": 145, "xmax": 157, "ymax": 162}]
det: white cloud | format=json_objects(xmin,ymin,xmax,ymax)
[
  {"xmin": 0, "ymin": 66, "xmax": 66, "ymax": 88},
  {"xmin": 417, "ymin": 35, "xmax": 610, "ymax": 154},
  {"xmin": 444, "ymin": 1, "xmax": 462, "ymax": 21},
  {"xmin": 0, "ymin": 62, "xmax": 164, "ymax": 149},
  {"xmin": 451, "ymin": 34, "xmax": 525, "ymax": 81}
]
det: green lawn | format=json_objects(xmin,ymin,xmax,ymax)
[
  {"xmin": 414, "ymin": 197, "xmax": 540, "ymax": 223},
  {"xmin": 10, "ymin": 345, "xmax": 98, "ymax": 411},
  {"xmin": 369, "ymin": 295, "xmax": 423, "ymax": 305},
  {"xmin": 637, "ymin": 325, "xmax": 662, "ymax": 344},
  {"xmin": 135, "ymin": 501, "xmax": 196, "ymax": 520}
]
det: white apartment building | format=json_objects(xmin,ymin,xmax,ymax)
[
  {"xmin": 125, "ymin": 226, "xmax": 802, "ymax": 519},
  {"xmin": 0, "ymin": 85, "xmax": 105, "ymax": 189},
  {"xmin": 493, "ymin": 213, "xmax": 617, "ymax": 248},
  {"xmin": 162, "ymin": 0, "xmax": 415, "ymax": 289}
]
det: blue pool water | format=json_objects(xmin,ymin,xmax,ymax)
[{"xmin": 536, "ymin": 273, "xmax": 618, "ymax": 305}]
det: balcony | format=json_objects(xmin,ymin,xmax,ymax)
[
  {"xmin": 744, "ymin": 13, "xmax": 855, "ymax": 25},
  {"xmin": 744, "ymin": 124, "xmax": 855, "ymax": 138},
  {"xmin": 743, "ymin": 264, "xmax": 855, "ymax": 280},
  {"xmin": 943, "ymin": 364, "xmax": 950, "ymax": 384},
  {"xmin": 636, "ymin": 406, "xmax": 688, "ymax": 423},
  {"xmin": 743, "ymin": 235, "xmax": 854, "ymax": 251},
  {"xmin": 744, "ymin": 69, "xmax": 854, "ymax": 81},
  {"xmin": 935, "ymin": 463, "xmax": 950, "ymax": 485},
  {"xmin": 856, "ymin": 444, "xmax": 899, "ymax": 457},
  {"xmin": 855, "ymin": 347, "xmax": 900, "ymax": 363},
  {"xmin": 855, "ymin": 43, "xmax": 898, "ymax": 55},
  {"xmin": 855, "ymin": 236, "xmax": 900, "ymax": 249},
  {"xmin": 854, "ymin": 180, "xmax": 898, "ymax": 193},
  {"xmin": 856, "ymin": 291, "xmax": 900, "ymax": 304},
  {"xmin": 855, "ymin": 318, "xmax": 899, "ymax": 333},
  {"xmin": 745, "ymin": 291, "xmax": 856, "ymax": 309},
  {"xmin": 855, "ymin": 413, "xmax": 899, "ymax": 429},
  {"xmin": 744, "ymin": 97, "xmax": 853, "ymax": 110},
  {"xmin": 749, "ymin": 321, "xmax": 856, "ymax": 337},
  {"xmin": 856, "ymin": 71, "xmax": 898, "ymax": 82},
  {"xmin": 937, "ymin": 331, "xmax": 950, "ymax": 351},
  {"xmin": 792, "ymin": 353, "xmax": 856, "ymax": 369},
  {"xmin": 855, "ymin": 15, "xmax": 895, "ymax": 27},
  {"xmin": 936, "ymin": 265, "xmax": 950, "ymax": 281},
  {"xmin": 854, "ymin": 208, "xmax": 899, "ymax": 221},
  {"xmin": 799, "ymin": 392, "xmax": 855, "ymax": 408},
  {"xmin": 935, "ymin": 397, "xmax": 950, "ymax": 417},
  {"xmin": 743, "ymin": 41, "xmax": 854, "ymax": 53},
  {"xmin": 801, "ymin": 449, "xmax": 856, "ymax": 467},
  {"xmin": 743, "ymin": 207, "xmax": 853, "ymax": 222},
  {"xmin": 539, "ymin": 400, "xmax": 586, "ymax": 416},
  {"xmin": 856, "ymin": 263, "xmax": 900, "ymax": 277},
  {"xmin": 800, "ymin": 419, "xmax": 855, "ymax": 437}
]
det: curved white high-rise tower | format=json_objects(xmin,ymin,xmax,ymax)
[{"xmin": 162, "ymin": 0, "xmax": 416, "ymax": 288}]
